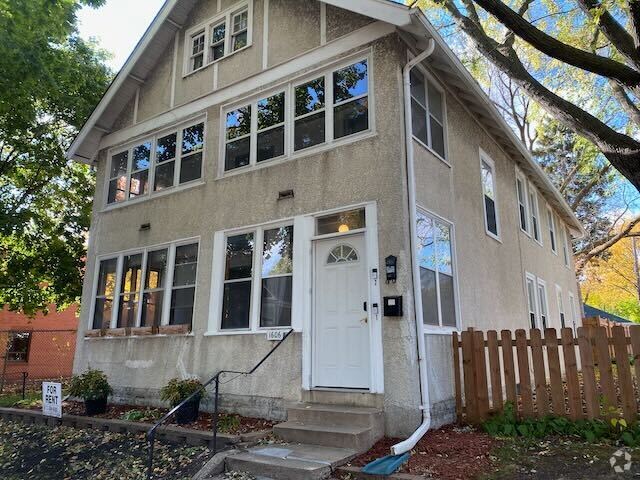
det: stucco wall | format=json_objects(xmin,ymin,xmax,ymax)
[{"xmin": 75, "ymin": 34, "xmax": 424, "ymax": 437}]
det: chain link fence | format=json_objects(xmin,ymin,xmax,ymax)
[{"xmin": 0, "ymin": 329, "xmax": 77, "ymax": 396}]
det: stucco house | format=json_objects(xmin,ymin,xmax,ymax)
[{"xmin": 68, "ymin": 0, "xmax": 584, "ymax": 459}]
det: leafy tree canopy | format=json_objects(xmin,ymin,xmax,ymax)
[{"xmin": 0, "ymin": 0, "xmax": 111, "ymax": 315}]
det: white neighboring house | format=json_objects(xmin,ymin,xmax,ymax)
[{"xmin": 68, "ymin": 0, "xmax": 584, "ymax": 448}]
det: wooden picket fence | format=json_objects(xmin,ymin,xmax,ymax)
[{"xmin": 453, "ymin": 325, "xmax": 640, "ymax": 424}]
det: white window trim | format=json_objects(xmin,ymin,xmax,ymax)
[
  {"xmin": 528, "ymin": 182, "xmax": 543, "ymax": 246},
  {"xmin": 103, "ymin": 116, "xmax": 207, "ymax": 211},
  {"xmin": 568, "ymin": 291, "xmax": 579, "ymax": 333},
  {"xmin": 218, "ymin": 51, "xmax": 375, "ymax": 177},
  {"xmin": 547, "ymin": 205, "xmax": 558, "ymax": 255},
  {"xmin": 410, "ymin": 60, "xmax": 449, "ymax": 166},
  {"xmin": 536, "ymin": 278, "xmax": 549, "ymax": 330},
  {"xmin": 525, "ymin": 272, "xmax": 538, "ymax": 328},
  {"xmin": 416, "ymin": 206, "xmax": 462, "ymax": 332},
  {"xmin": 182, "ymin": 0, "xmax": 253, "ymax": 77},
  {"xmin": 87, "ymin": 237, "xmax": 201, "ymax": 334},
  {"xmin": 555, "ymin": 284, "xmax": 566, "ymax": 329},
  {"xmin": 211, "ymin": 220, "xmax": 295, "ymax": 334},
  {"xmin": 515, "ymin": 168, "xmax": 530, "ymax": 237},
  {"xmin": 479, "ymin": 149, "xmax": 500, "ymax": 242},
  {"xmin": 562, "ymin": 225, "xmax": 571, "ymax": 268}
]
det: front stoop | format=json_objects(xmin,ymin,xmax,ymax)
[
  {"xmin": 225, "ymin": 444, "xmax": 357, "ymax": 480},
  {"xmin": 223, "ymin": 403, "xmax": 384, "ymax": 479},
  {"xmin": 274, "ymin": 403, "xmax": 384, "ymax": 452}
]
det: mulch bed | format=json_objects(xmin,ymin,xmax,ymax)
[
  {"xmin": 19, "ymin": 400, "xmax": 275, "ymax": 435},
  {"xmin": 348, "ymin": 425, "xmax": 497, "ymax": 480}
]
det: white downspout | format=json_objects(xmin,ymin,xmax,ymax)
[{"xmin": 391, "ymin": 38, "xmax": 436, "ymax": 456}]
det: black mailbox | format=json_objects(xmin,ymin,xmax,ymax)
[{"xmin": 383, "ymin": 296, "xmax": 403, "ymax": 317}]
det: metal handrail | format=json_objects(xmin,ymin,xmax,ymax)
[{"xmin": 146, "ymin": 328, "xmax": 294, "ymax": 479}]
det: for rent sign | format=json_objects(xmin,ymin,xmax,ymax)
[{"xmin": 42, "ymin": 382, "xmax": 62, "ymax": 418}]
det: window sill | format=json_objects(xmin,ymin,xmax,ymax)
[
  {"xmin": 84, "ymin": 325, "xmax": 193, "ymax": 339},
  {"xmin": 182, "ymin": 44, "xmax": 252, "ymax": 79},
  {"xmin": 485, "ymin": 230, "xmax": 502, "ymax": 244},
  {"xmin": 100, "ymin": 179, "xmax": 205, "ymax": 213},
  {"xmin": 204, "ymin": 327, "xmax": 298, "ymax": 337},
  {"xmin": 413, "ymin": 136, "xmax": 450, "ymax": 168},
  {"xmin": 423, "ymin": 326, "xmax": 459, "ymax": 335},
  {"xmin": 217, "ymin": 130, "xmax": 378, "ymax": 179}
]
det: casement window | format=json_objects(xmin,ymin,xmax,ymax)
[
  {"xmin": 537, "ymin": 280, "xmax": 549, "ymax": 329},
  {"xmin": 410, "ymin": 69, "xmax": 446, "ymax": 159},
  {"xmin": 416, "ymin": 210, "xmax": 457, "ymax": 328},
  {"xmin": 525, "ymin": 274, "xmax": 537, "ymax": 328},
  {"xmin": 516, "ymin": 174, "xmax": 529, "ymax": 233},
  {"xmin": 221, "ymin": 224, "xmax": 294, "ymax": 330},
  {"xmin": 222, "ymin": 58, "xmax": 370, "ymax": 173},
  {"xmin": 547, "ymin": 207, "xmax": 557, "ymax": 254},
  {"xmin": 556, "ymin": 285, "xmax": 566, "ymax": 329},
  {"xmin": 480, "ymin": 154, "xmax": 499, "ymax": 239},
  {"xmin": 91, "ymin": 240, "xmax": 199, "ymax": 331},
  {"xmin": 107, "ymin": 120, "xmax": 204, "ymax": 206},
  {"xmin": 528, "ymin": 184, "xmax": 541, "ymax": 244},
  {"xmin": 6, "ymin": 332, "xmax": 31, "ymax": 362},
  {"xmin": 184, "ymin": 3, "xmax": 252, "ymax": 75},
  {"xmin": 562, "ymin": 226, "xmax": 571, "ymax": 267}
]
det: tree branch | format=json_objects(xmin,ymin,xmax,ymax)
[
  {"xmin": 629, "ymin": 0, "xmax": 640, "ymax": 52},
  {"xmin": 610, "ymin": 80, "xmax": 640, "ymax": 127},
  {"xmin": 575, "ymin": 0, "xmax": 640, "ymax": 69},
  {"xmin": 575, "ymin": 215, "xmax": 640, "ymax": 271},
  {"xmin": 571, "ymin": 164, "xmax": 612, "ymax": 210},
  {"xmin": 559, "ymin": 162, "xmax": 582, "ymax": 193},
  {"xmin": 472, "ymin": 0, "xmax": 640, "ymax": 90},
  {"xmin": 435, "ymin": 0, "xmax": 640, "ymax": 190}
]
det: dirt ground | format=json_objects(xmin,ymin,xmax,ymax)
[{"xmin": 0, "ymin": 418, "xmax": 210, "ymax": 480}]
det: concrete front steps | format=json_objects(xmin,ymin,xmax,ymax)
[{"xmin": 223, "ymin": 402, "xmax": 384, "ymax": 479}]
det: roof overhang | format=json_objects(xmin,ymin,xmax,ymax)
[{"xmin": 67, "ymin": 0, "xmax": 584, "ymax": 235}]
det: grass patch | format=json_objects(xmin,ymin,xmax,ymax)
[{"xmin": 0, "ymin": 391, "xmax": 40, "ymax": 408}]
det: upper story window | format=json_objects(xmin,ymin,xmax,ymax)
[
  {"xmin": 480, "ymin": 153, "xmax": 499, "ymax": 239},
  {"xmin": 528, "ymin": 184, "xmax": 541, "ymax": 244},
  {"xmin": 222, "ymin": 58, "xmax": 370, "ymax": 173},
  {"xmin": 516, "ymin": 173, "xmax": 529, "ymax": 233},
  {"xmin": 416, "ymin": 210, "xmax": 457, "ymax": 329},
  {"xmin": 92, "ymin": 240, "xmax": 199, "ymax": 331},
  {"xmin": 184, "ymin": 2, "xmax": 252, "ymax": 75},
  {"xmin": 562, "ymin": 226, "xmax": 571, "ymax": 267},
  {"xmin": 547, "ymin": 207, "xmax": 558, "ymax": 254},
  {"xmin": 410, "ymin": 68, "xmax": 446, "ymax": 160},
  {"xmin": 106, "ymin": 120, "xmax": 204, "ymax": 206}
]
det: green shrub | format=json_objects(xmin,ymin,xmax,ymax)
[
  {"xmin": 483, "ymin": 402, "xmax": 640, "ymax": 446},
  {"xmin": 160, "ymin": 378, "xmax": 204, "ymax": 407},
  {"xmin": 68, "ymin": 369, "xmax": 113, "ymax": 401},
  {"xmin": 121, "ymin": 408, "xmax": 163, "ymax": 422},
  {"xmin": 217, "ymin": 414, "xmax": 241, "ymax": 433}
]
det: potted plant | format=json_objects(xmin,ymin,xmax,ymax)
[
  {"xmin": 68, "ymin": 369, "xmax": 113, "ymax": 415},
  {"xmin": 160, "ymin": 377, "xmax": 204, "ymax": 424}
]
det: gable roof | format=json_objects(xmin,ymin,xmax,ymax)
[{"xmin": 66, "ymin": 0, "xmax": 583, "ymax": 235}]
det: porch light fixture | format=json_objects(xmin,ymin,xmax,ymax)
[{"xmin": 338, "ymin": 224, "xmax": 350, "ymax": 233}]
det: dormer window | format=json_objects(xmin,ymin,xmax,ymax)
[{"xmin": 184, "ymin": 1, "xmax": 253, "ymax": 75}]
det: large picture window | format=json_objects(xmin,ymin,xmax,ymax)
[
  {"xmin": 184, "ymin": 3, "xmax": 252, "ymax": 75},
  {"xmin": 220, "ymin": 224, "xmax": 294, "ymax": 330},
  {"xmin": 91, "ymin": 240, "xmax": 199, "ymax": 331},
  {"xmin": 410, "ymin": 69, "xmax": 446, "ymax": 159},
  {"xmin": 416, "ymin": 211, "xmax": 457, "ymax": 328},
  {"xmin": 107, "ymin": 120, "xmax": 204, "ymax": 206},
  {"xmin": 222, "ymin": 58, "xmax": 370, "ymax": 173}
]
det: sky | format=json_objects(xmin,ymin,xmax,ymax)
[{"xmin": 77, "ymin": 0, "xmax": 165, "ymax": 71}]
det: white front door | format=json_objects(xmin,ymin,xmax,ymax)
[{"xmin": 313, "ymin": 234, "xmax": 370, "ymax": 389}]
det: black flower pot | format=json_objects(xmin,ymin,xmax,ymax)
[
  {"xmin": 174, "ymin": 396, "xmax": 201, "ymax": 425},
  {"xmin": 84, "ymin": 397, "xmax": 108, "ymax": 416}
]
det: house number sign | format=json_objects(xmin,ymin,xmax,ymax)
[{"xmin": 265, "ymin": 330, "xmax": 286, "ymax": 341}]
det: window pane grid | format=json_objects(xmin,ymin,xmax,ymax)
[{"xmin": 410, "ymin": 69, "xmax": 446, "ymax": 159}]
